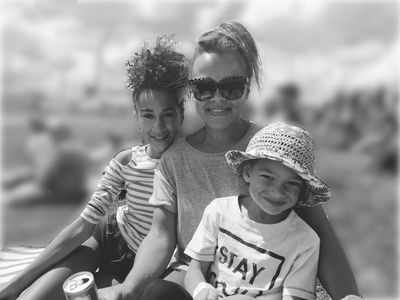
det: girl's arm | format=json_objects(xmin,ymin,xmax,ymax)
[
  {"xmin": 0, "ymin": 217, "xmax": 95, "ymax": 299},
  {"xmin": 295, "ymin": 205, "xmax": 360, "ymax": 300},
  {"xmin": 98, "ymin": 206, "xmax": 178, "ymax": 300}
]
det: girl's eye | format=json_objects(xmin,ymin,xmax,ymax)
[
  {"xmin": 164, "ymin": 112, "xmax": 177, "ymax": 118},
  {"xmin": 142, "ymin": 114, "xmax": 154, "ymax": 119}
]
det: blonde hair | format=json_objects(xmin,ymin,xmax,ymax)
[{"xmin": 193, "ymin": 20, "xmax": 261, "ymax": 89}]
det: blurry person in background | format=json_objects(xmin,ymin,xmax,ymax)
[
  {"xmin": 104, "ymin": 20, "xmax": 361, "ymax": 300},
  {"xmin": 262, "ymin": 82, "xmax": 304, "ymax": 127},
  {"xmin": 0, "ymin": 35, "xmax": 188, "ymax": 300},
  {"xmin": 2, "ymin": 117, "xmax": 88, "ymax": 206},
  {"xmin": 88, "ymin": 131, "xmax": 124, "ymax": 177},
  {"xmin": 314, "ymin": 92, "xmax": 360, "ymax": 151},
  {"xmin": 353, "ymin": 88, "xmax": 398, "ymax": 174}
]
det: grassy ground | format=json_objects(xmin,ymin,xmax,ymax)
[{"xmin": 1, "ymin": 111, "xmax": 397, "ymax": 298}]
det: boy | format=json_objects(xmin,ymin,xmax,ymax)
[{"xmin": 184, "ymin": 122, "xmax": 331, "ymax": 300}]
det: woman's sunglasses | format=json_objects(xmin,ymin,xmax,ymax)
[{"xmin": 189, "ymin": 76, "xmax": 249, "ymax": 101}]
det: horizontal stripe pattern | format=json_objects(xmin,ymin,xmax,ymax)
[
  {"xmin": 81, "ymin": 145, "xmax": 158, "ymax": 252},
  {"xmin": 0, "ymin": 247, "xmax": 44, "ymax": 285}
]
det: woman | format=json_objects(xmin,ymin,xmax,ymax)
[{"xmin": 100, "ymin": 21, "xmax": 360, "ymax": 300}]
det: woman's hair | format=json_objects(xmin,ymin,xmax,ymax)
[
  {"xmin": 125, "ymin": 35, "xmax": 189, "ymax": 115},
  {"xmin": 193, "ymin": 20, "xmax": 261, "ymax": 89}
]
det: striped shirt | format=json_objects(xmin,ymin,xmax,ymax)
[{"xmin": 81, "ymin": 145, "xmax": 158, "ymax": 252}]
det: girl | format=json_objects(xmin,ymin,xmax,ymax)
[{"xmin": 0, "ymin": 35, "xmax": 188, "ymax": 300}]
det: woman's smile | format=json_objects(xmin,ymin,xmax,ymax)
[{"xmin": 206, "ymin": 106, "xmax": 232, "ymax": 116}]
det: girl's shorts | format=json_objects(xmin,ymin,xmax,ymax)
[{"xmin": 93, "ymin": 211, "xmax": 135, "ymax": 281}]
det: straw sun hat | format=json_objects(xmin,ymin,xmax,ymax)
[{"xmin": 226, "ymin": 122, "xmax": 331, "ymax": 207}]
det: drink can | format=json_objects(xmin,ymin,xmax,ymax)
[{"xmin": 63, "ymin": 271, "xmax": 99, "ymax": 300}]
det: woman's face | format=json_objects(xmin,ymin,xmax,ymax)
[{"xmin": 191, "ymin": 52, "xmax": 249, "ymax": 130}]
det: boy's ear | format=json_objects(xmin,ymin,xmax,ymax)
[
  {"xmin": 242, "ymin": 162, "xmax": 251, "ymax": 183},
  {"xmin": 298, "ymin": 183, "xmax": 312, "ymax": 205}
]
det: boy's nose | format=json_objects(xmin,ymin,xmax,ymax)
[{"xmin": 267, "ymin": 184, "xmax": 285, "ymax": 198}]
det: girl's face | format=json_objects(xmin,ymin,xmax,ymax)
[
  {"xmin": 191, "ymin": 52, "xmax": 249, "ymax": 130},
  {"xmin": 135, "ymin": 89, "xmax": 182, "ymax": 158},
  {"xmin": 243, "ymin": 159, "xmax": 304, "ymax": 219}
]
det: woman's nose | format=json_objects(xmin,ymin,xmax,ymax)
[{"xmin": 210, "ymin": 89, "xmax": 226, "ymax": 102}]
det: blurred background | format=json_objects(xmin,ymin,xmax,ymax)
[{"xmin": 0, "ymin": 0, "xmax": 398, "ymax": 298}]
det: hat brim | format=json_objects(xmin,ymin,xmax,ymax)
[{"xmin": 226, "ymin": 150, "xmax": 331, "ymax": 207}]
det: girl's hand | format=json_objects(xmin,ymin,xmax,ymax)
[
  {"xmin": 194, "ymin": 287, "xmax": 218, "ymax": 300},
  {"xmin": 0, "ymin": 283, "xmax": 20, "ymax": 300}
]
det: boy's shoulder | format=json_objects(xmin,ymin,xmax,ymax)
[
  {"xmin": 207, "ymin": 195, "xmax": 238, "ymax": 212},
  {"xmin": 290, "ymin": 212, "xmax": 320, "ymax": 245}
]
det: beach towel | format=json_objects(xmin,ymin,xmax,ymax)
[
  {"xmin": 0, "ymin": 247, "xmax": 330, "ymax": 300},
  {"xmin": 0, "ymin": 246, "xmax": 43, "ymax": 286}
]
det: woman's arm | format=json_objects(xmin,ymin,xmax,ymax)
[
  {"xmin": 295, "ymin": 205, "xmax": 360, "ymax": 300},
  {"xmin": 0, "ymin": 217, "xmax": 95, "ymax": 299},
  {"xmin": 99, "ymin": 206, "xmax": 178, "ymax": 300}
]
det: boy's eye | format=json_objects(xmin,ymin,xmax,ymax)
[
  {"xmin": 286, "ymin": 181, "xmax": 303, "ymax": 188},
  {"xmin": 262, "ymin": 175, "xmax": 273, "ymax": 180}
]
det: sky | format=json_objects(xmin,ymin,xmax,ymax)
[{"xmin": 1, "ymin": 0, "xmax": 398, "ymax": 105}]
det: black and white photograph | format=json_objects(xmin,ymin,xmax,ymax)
[{"xmin": 0, "ymin": 1, "xmax": 398, "ymax": 299}]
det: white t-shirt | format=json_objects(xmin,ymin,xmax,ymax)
[{"xmin": 185, "ymin": 196, "xmax": 320, "ymax": 300}]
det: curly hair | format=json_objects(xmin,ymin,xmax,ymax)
[{"xmin": 125, "ymin": 35, "xmax": 189, "ymax": 116}]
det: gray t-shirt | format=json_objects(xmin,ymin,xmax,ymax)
[{"xmin": 150, "ymin": 123, "xmax": 260, "ymax": 264}]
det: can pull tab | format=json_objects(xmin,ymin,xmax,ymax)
[
  {"xmin": 70, "ymin": 278, "xmax": 90, "ymax": 291},
  {"xmin": 82, "ymin": 278, "xmax": 89, "ymax": 284}
]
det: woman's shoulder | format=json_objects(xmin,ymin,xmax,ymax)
[
  {"xmin": 249, "ymin": 121, "xmax": 262, "ymax": 134},
  {"xmin": 234, "ymin": 121, "xmax": 261, "ymax": 150},
  {"xmin": 162, "ymin": 138, "xmax": 188, "ymax": 157}
]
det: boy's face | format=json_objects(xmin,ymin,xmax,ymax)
[
  {"xmin": 136, "ymin": 89, "xmax": 182, "ymax": 158},
  {"xmin": 243, "ymin": 159, "xmax": 304, "ymax": 216}
]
